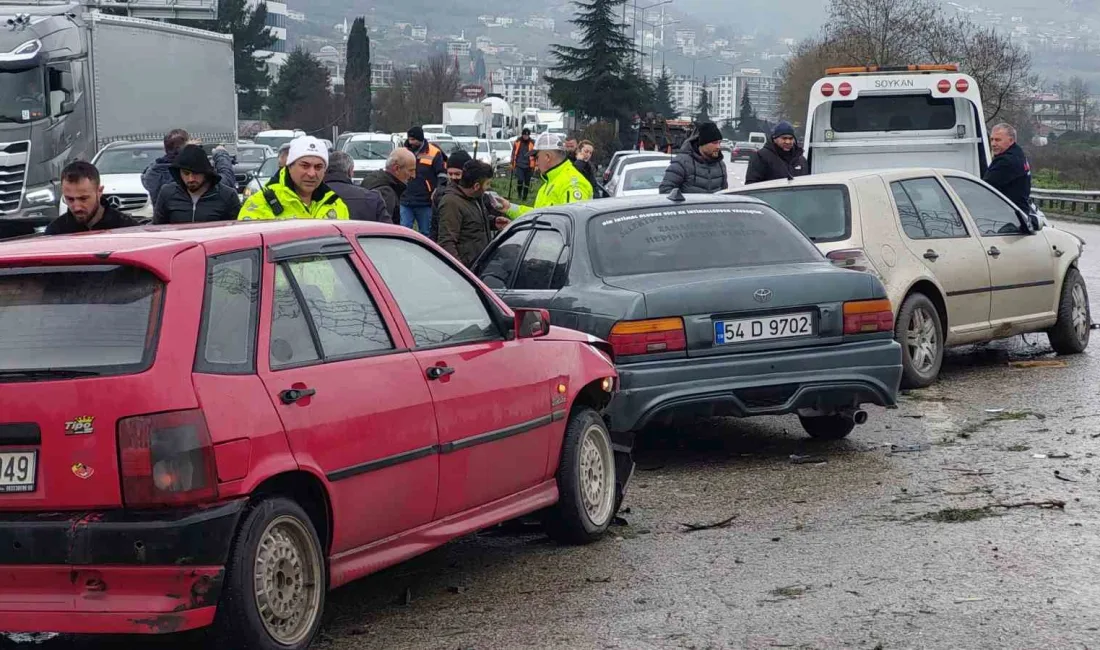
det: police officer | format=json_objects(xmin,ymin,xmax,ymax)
[
  {"xmin": 497, "ymin": 133, "xmax": 593, "ymax": 219},
  {"xmin": 984, "ymin": 123, "xmax": 1032, "ymax": 215},
  {"xmin": 238, "ymin": 136, "xmax": 350, "ymax": 221}
]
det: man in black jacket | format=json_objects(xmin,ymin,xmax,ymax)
[
  {"xmin": 745, "ymin": 121, "xmax": 809, "ymax": 185},
  {"xmin": 984, "ymin": 123, "xmax": 1032, "ymax": 214},
  {"xmin": 153, "ymin": 145, "xmax": 240, "ymax": 224},
  {"xmin": 362, "ymin": 148, "xmax": 415, "ymax": 224},
  {"xmin": 659, "ymin": 122, "xmax": 729, "ymax": 194},
  {"xmin": 437, "ymin": 161, "xmax": 511, "ymax": 267},
  {"xmin": 325, "ymin": 151, "xmax": 388, "ymax": 221},
  {"xmin": 47, "ymin": 161, "xmax": 137, "ymax": 235}
]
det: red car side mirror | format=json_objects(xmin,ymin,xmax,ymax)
[{"xmin": 514, "ymin": 308, "xmax": 551, "ymax": 339}]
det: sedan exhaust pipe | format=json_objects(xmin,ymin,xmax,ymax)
[{"xmin": 839, "ymin": 408, "xmax": 869, "ymax": 425}]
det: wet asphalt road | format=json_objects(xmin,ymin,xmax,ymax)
[{"xmin": 8, "ymin": 219, "xmax": 1100, "ymax": 650}]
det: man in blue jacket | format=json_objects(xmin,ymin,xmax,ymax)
[
  {"xmin": 984, "ymin": 123, "xmax": 1032, "ymax": 215},
  {"xmin": 399, "ymin": 126, "xmax": 447, "ymax": 234}
]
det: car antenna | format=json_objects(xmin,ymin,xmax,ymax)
[{"xmin": 667, "ymin": 188, "xmax": 685, "ymax": 202}]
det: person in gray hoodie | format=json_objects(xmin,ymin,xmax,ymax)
[
  {"xmin": 152, "ymin": 144, "xmax": 240, "ymax": 224},
  {"xmin": 658, "ymin": 122, "xmax": 729, "ymax": 194}
]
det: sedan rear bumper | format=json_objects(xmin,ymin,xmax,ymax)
[{"xmin": 606, "ymin": 338, "xmax": 902, "ymax": 432}]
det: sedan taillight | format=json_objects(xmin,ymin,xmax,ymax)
[
  {"xmin": 119, "ymin": 409, "xmax": 219, "ymax": 508},
  {"xmin": 609, "ymin": 317, "xmax": 686, "ymax": 357},
  {"xmin": 843, "ymin": 299, "xmax": 894, "ymax": 335}
]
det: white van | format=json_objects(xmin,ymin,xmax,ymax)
[
  {"xmin": 343, "ymin": 133, "xmax": 398, "ymax": 183},
  {"xmin": 747, "ymin": 132, "xmax": 767, "ymax": 146},
  {"xmin": 804, "ymin": 64, "xmax": 990, "ymax": 177}
]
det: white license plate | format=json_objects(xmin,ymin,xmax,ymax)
[
  {"xmin": 714, "ymin": 313, "xmax": 814, "ymax": 345},
  {"xmin": 0, "ymin": 451, "xmax": 37, "ymax": 493}
]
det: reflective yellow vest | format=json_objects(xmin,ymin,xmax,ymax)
[
  {"xmin": 506, "ymin": 158, "xmax": 593, "ymax": 219},
  {"xmin": 238, "ymin": 168, "xmax": 350, "ymax": 221}
]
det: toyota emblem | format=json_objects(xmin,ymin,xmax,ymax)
[{"xmin": 753, "ymin": 289, "xmax": 773, "ymax": 303}]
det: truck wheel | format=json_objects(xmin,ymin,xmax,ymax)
[
  {"xmin": 895, "ymin": 293, "xmax": 944, "ymax": 388},
  {"xmin": 544, "ymin": 408, "xmax": 617, "ymax": 545},
  {"xmin": 215, "ymin": 497, "xmax": 325, "ymax": 650},
  {"xmin": 1048, "ymin": 268, "xmax": 1090, "ymax": 355},
  {"xmin": 799, "ymin": 415, "xmax": 856, "ymax": 440}
]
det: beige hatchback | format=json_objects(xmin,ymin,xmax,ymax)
[{"xmin": 728, "ymin": 168, "xmax": 1090, "ymax": 387}]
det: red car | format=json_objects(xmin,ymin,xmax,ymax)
[{"xmin": 0, "ymin": 220, "xmax": 626, "ymax": 649}]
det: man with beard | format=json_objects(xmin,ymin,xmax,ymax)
[
  {"xmin": 153, "ymin": 144, "xmax": 240, "ymax": 223},
  {"xmin": 745, "ymin": 121, "xmax": 808, "ymax": 185},
  {"xmin": 437, "ymin": 160, "xmax": 511, "ymax": 267},
  {"xmin": 46, "ymin": 161, "xmax": 137, "ymax": 234},
  {"xmin": 659, "ymin": 121, "xmax": 729, "ymax": 194},
  {"xmin": 238, "ymin": 136, "xmax": 349, "ymax": 220}
]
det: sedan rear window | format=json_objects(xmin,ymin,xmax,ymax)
[
  {"xmin": 588, "ymin": 203, "xmax": 822, "ymax": 276},
  {"xmin": 738, "ymin": 185, "xmax": 850, "ymax": 242},
  {"xmin": 0, "ymin": 265, "xmax": 162, "ymax": 376}
]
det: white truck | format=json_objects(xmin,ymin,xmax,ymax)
[
  {"xmin": 482, "ymin": 95, "xmax": 515, "ymax": 139},
  {"xmin": 804, "ymin": 64, "xmax": 989, "ymax": 177},
  {"xmin": 0, "ymin": 2, "xmax": 237, "ymax": 225},
  {"xmin": 442, "ymin": 102, "xmax": 491, "ymax": 139}
]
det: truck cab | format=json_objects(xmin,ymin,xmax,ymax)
[{"xmin": 804, "ymin": 64, "xmax": 990, "ymax": 178}]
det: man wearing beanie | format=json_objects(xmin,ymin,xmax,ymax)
[
  {"xmin": 745, "ymin": 121, "xmax": 808, "ymax": 184},
  {"xmin": 429, "ymin": 150, "xmax": 471, "ymax": 241},
  {"xmin": 153, "ymin": 144, "xmax": 240, "ymax": 224},
  {"xmin": 659, "ymin": 121, "xmax": 729, "ymax": 194},
  {"xmin": 238, "ymin": 135, "xmax": 350, "ymax": 220},
  {"xmin": 400, "ymin": 126, "xmax": 447, "ymax": 234}
]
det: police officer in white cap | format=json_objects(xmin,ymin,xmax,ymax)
[
  {"xmin": 238, "ymin": 136, "xmax": 350, "ymax": 220},
  {"xmin": 497, "ymin": 132, "xmax": 593, "ymax": 219}
]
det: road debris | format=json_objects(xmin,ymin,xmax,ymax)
[
  {"xmin": 954, "ymin": 597, "xmax": 987, "ymax": 603},
  {"xmin": 585, "ymin": 576, "xmax": 612, "ymax": 583},
  {"xmin": 890, "ymin": 443, "xmax": 931, "ymax": 454},
  {"xmin": 1053, "ymin": 471, "xmax": 1077, "ymax": 482},
  {"xmin": 769, "ymin": 584, "xmax": 811, "ymax": 599},
  {"xmin": 985, "ymin": 408, "xmax": 1005, "ymax": 414},
  {"xmin": 789, "ymin": 454, "xmax": 828, "ymax": 465},
  {"xmin": 679, "ymin": 513, "xmax": 738, "ymax": 532},
  {"xmin": 1008, "ymin": 359, "xmax": 1068, "ymax": 369}
]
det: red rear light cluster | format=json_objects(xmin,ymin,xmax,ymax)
[
  {"xmin": 937, "ymin": 78, "xmax": 970, "ymax": 94},
  {"xmin": 119, "ymin": 409, "xmax": 218, "ymax": 508},
  {"xmin": 937, "ymin": 79, "xmax": 952, "ymax": 93},
  {"xmin": 826, "ymin": 248, "xmax": 879, "ymax": 275},
  {"xmin": 838, "ymin": 82, "xmax": 852, "ymax": 97},
  {"xmin": 843, "ymin": 299, "xmax": 894, "ymax": 335},
  {"xmin": 955, "ymin": 78, "xmax": 969, "ymax": 93},
  {"xmin": 820, "ymin": 82, "xmax": 835, "ymax": 97},
  {"xmin": 609, "ymin": 318, "xmax": 686, "ymax": 357}
]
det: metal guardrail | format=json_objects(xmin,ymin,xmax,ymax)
[{"xmin": 1032, "ymin": 189, "xmax": 1100, "ymax": 215}]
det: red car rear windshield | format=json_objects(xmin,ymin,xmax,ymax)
[{"xmin": 0, "ymin": 264, "xmax": 163, "ymax": 376}]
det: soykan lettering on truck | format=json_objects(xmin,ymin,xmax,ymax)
[{"xmin": 874, "ymin": 79, "xmax": 916, "ymax": 88}]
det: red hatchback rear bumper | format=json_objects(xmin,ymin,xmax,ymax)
[
  {"xmin": 0, "ymin": 499, "xmax": 245, "ymax": 635},
  {"xmin": 0, "ymin": 566, "xmax": 222, "ymax": 634}
]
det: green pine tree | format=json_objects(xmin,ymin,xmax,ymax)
[
  {"xmin": 473, "ymin": 50, "xmax": 487, "ymax": 83},
  {"xmin": 345, "ymin": 17, "xmax": 372, "ymax": 130},
  {"xmin": 654, "ymin": 70, "xmax": 675, "ymax": 118},
  {"xmin": 737, "ymin": 87, "xmax": 757, "ymax": 138},
  {"xmin": 267, "ymin": 49, "xmax": 334, "ymax": 134},
  {"xmin": 546, "ymin": 0, "xmax": 641, "ymax": 121},
  {"xmin": 176, "ymin": 0, "xmax": 276, "ymax": 118},
  {"xmin": 695, "ymin": 81, "xmax": 712, "ymax": 124},
  {"xmin": 721, "ymin": 118, "xmax": 737, "ymax": 140}
]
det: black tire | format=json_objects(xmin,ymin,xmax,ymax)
[
  {"xmin": 214, "ymin": 497, "xmax": 326, "ymax": 650},
  {"xmin": 895, "ymin": 293, "xmax": 944, "ymax": 389},
  {"xmin": 544, "ymin": 408, "xmax": 617, "ymax": 545},
  {"xmin": 799, "ymin": 415, "xmax": 856, "ymax": 440},
  {"xmin": 1047, "ymin": 267, "xmax": 1090, "ymax": 355}
]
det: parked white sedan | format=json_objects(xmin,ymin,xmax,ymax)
[
  {"xmin": 607, "ymin": 159, "xmax": 672, "ymax": 197},
  {"xmin": 729, "ymin": 168, "xmax": 1089, "ymax": 387}
]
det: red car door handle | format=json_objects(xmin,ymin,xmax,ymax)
[
  {"xmin": 426, "ymin": 366, "xmax": 455, "ymax": 380},
  {"xmin": 279, "ymin": 387, "xmax": 316, "ymax": 404}
]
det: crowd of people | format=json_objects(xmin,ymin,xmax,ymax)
[{"xmin": 42, "ymin": 117, "xmax": 1033, "ymax": 266}]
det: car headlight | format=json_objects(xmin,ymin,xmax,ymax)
[{"xmin": 24, "ymin": 185, "xmax": 55, "ymax": 206}]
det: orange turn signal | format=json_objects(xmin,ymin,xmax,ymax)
[{"xmin": 610, "ymin": 318, "xmax": 684, "ymax": 335}]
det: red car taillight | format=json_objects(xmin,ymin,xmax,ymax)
[
  {"xmin": 826, "ymin": 248, "xmax": 879, "ymax": 275},
  {"xmin": 843, "ymin": 299, "xmax": 894, "ymax": 335},
  {"xmin": 119, "ymin": 409, "xmax": 219, "ymax": 508},
  {"xmin": 609, "ymin": 318, "xmax": 687, "ymax": 357}
]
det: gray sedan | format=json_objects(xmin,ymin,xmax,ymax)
[{"xmin": 471, "ymin": 193, "xmax": 903, "ymax": 440}]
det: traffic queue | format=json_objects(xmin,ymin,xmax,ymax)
[{"xmin": 0, "ymin": 64, "xmax": 1090, "ymax": 650}]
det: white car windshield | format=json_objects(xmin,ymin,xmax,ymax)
[{"xmin": 95, "ymin": 147, "xmax": 162, "ymax": 174}]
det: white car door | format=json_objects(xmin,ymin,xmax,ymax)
[{"xmin": 943, "ymin": 175, "xmax": 1057, "ymax": 329}]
